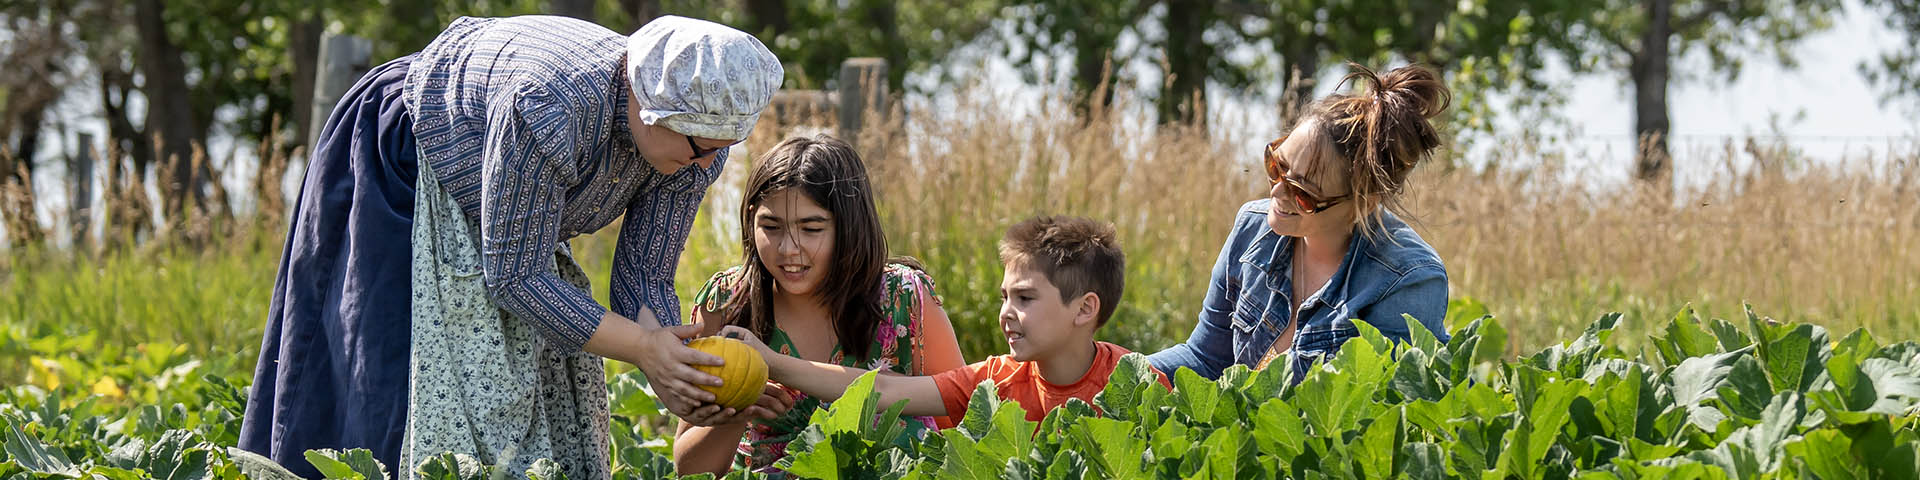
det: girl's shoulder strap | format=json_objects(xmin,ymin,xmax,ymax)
[{"xmin": 692, "ymin": 264, "xmax": 749, "ymax": 313}]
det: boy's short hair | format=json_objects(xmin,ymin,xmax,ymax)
[{"xmin": 998, "ymin": 216, "xmax": 1126, "ymax": 327}]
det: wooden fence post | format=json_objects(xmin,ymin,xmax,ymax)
[
  {"xmin": 836, "ymin": 58, "xmax": 888, "ymax": 147},
  {"xmin": 70, "ymin": 132, "xmax": 95, "ymax": 244},
  {"xmin": 308, "ymin": 33, "xmax": 374, "ymax": 154}
]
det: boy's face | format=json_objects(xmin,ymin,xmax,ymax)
[{"xmin": 998, "ymin": 261, "xmax": 1093, "ymax": 362}]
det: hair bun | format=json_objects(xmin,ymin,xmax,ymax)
[{"xmin": 1364, "ymin": 63, "xmax": 1450, "ymax": 120}]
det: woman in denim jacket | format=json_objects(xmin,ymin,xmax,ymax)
[{"xmin": 1150, "ymin": 63, "xmax": 1453, "ymax": 380}]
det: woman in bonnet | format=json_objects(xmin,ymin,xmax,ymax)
[{"xmin": 238, "ymin": 15, "xmax": 787, "ymax": 478}]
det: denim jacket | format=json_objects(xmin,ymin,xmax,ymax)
[{"xmin": 1149, "ymin": 199, "xmax": 1450, "ymax": 380}]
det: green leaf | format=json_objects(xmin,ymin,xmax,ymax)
[
  {"xmin": 302, "ymin": 448, "xmax": 386, "ymax": 480},
  {"xmin": 958, "ymin": 381, "xmax": 1003, "ymax": 442},
  {"xmin": 1868, "ymin": 439, "xmax": 1920, "ymax": 480},
  {"xmin": 525, "ymin": 459, "xmax": 568, "ymax": 480},
  {"xmin": 1404, "ymin": 314, "xmax": 1443, "ymax": 356},
  {"xmin": 1751, "ymin": 318, "xmax": 1827, "ymax": 393},
  {"xmin": 105, "ymin": 437, "xmax": 147, "ymax": 469},
  {"xmin": 1446, "ymin": 412, "xmax": 1514, "ymax": 474},
  {"xmin": 1504, "ymin": 366, "xmax": 1582, "ymax": 478},
  {"xmin": 609, "ymin": 370, "xmax": 667, "ymax": 419},
  {"xmin": 146, "ymin": 429, "xmax": 211, "ymax": 480},
  {"xmin": 1195, "ymin": 427, "xmax": 1254, "ymax": 480},
  {"xmin": 1402, "ymin": 395, "xmax": 1462, "ymax": 445},
  {"xmin": 1669, "ymin": 348, "xmax": 1752, "ymax": 431},
  {"xmin": 1716, "ymin": 355, "xmax": 1775, "ymax": 420},
  {"xmin": 1173, "ymin": 368, "xmax": 1222, "ymax": 426},
  {"xmin": 1349, "ymin": 318, "xmax": 1394, "ymax": 355},
  {"xmin": 1828, "ymin": 329, "xmax": 1883, "ymax": 411},
  {"xmin": 1250, "ymin": 399, "xmax": 1306, "ymax": 462},
  {"xmin": 227, "ymin": 448, "xmax": 303, "ymax": 480},
  {"xmin": 1095, "ymin": 354, "xmax": 1156, "ymax": 422},
  {"xmin": 1399, "ymin": 442, "xmax": 1446, "ymax": 480},
  {"xmin": 1655, "ymin": 306, "xmax": 1722, "ymax": 366},
  {"xmin": 975, "ymin": 399, "xmax": 1035, "ymax": 467},
  {"xmin": 1783, "ymin": 430, "xmax": 1863, "ymax": 480},
  {"xmin": 1691, "ymin": 391, "xmax": 1805, "ymax": 478},
  {"xmin": 83, "ymin": 465, "xmax": 144, "ymax": 480},
  {"xmin": 1237, "ymin": 360, "xmax": 1288, "ymax": 406},
  {"xmin": 1389, "ymin": 348, "xmax": 1446, "ymax": 402},
  {"xmin": 615, "ymin": 443, "xmax": 678, "ymax": 480},
  {"xmin": 877, "ymin": 448, "xmax": 919, "ymax": 480},
  {"xmin": 1042, "ymin": 449, "xmax": 1087, "ymax": 480},
  {"xmin": 1706, "ymin": 317, "xmax": 1750, "ymax": 353},
  {"xmin": 1217, "ymin": 364, "xmax": 1253, "ymax": 392},
  {"xmin": 1297, "ymin": 328, "xmax": 1394, "ymax": 435},
  {"xmin": 1353, "ymin": 405, "xmax": 1404, "ymax": 478},
  {"xmin": 1147, "ymin": 419, "xmax": 1192, "ymax": 470},
  {"xmin": 1443, "ymin": 297, "xmax": 1490, "ymax": 332},
  {"xmin": 823, "ymin": 371, "xmax": 883, "ymax": 437},
  {"xmin": 935, "ymin": 430, "xmax": 1003, "ymax": 479},
  {"xmin": 3, "ymin": 421, "xmax": 78, "ymax": 476},
  {"xmin": 781, "ymin": 426, "xmax": 843, "ymax": 479},
  {"xmin": 1459, "ymin": 316, "xmax": 1508, "ymax": 383},
  {"xmin": 415, "ymin": 453, "xmax": 492, "ymax": 480},
  {"xmin": 1858, "ymin": 358, "xmax": 1920, "ymax": 414},
  {"xmin": 1071, "ymin": 417, "xmax": 1146, "ymax": 480},
  {"xmin": 867, "ymin": 397, "xmax": 913, "ymax": 446}
]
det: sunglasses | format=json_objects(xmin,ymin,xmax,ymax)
[
  {"xmin": 687, "ymin": 134, "xmax": 725, "ymax": 159},
  {"xmin": 1264, "ymin": 135, "xmax": 1348, "ymax": 215}
]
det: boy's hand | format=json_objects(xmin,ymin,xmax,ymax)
[{"xmin": 680, "ymin": 382, "xmax": 796, "ymax": 426}]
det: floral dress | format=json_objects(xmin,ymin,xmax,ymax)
[{"xmin": 692, "ymin": 263, "xmax": 946, "ymax": 474}]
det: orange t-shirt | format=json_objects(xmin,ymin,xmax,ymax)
[{"xmin": 931, "ymin": 341, "xmax": 1173, "ymax": 422}]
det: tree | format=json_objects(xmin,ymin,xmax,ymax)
[
  {"xmin": 1859, "ymin": 0, "xmax": 1920, "ymax": 114},
  {"xmin": 1003, "ymin": 0, "xmax": 1564, "ymax": 130},
  {"xmin": 0, "ymin": 9, "xmax": 72, "ymax": 180},
  {"xmin": 672, "ymin": 0, "xmax": 998, "ymax": 91},
  {"xmin": 1537, "ymin": 0, "xmax": 1839, "ymax": 181}
]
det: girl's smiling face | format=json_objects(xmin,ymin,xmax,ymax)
[{"xmin": 752, "ymin": 188, "xmax": 835, "ymax": 299}]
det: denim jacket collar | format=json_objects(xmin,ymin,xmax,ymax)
[{"xmin": 1237, "ymin": 219, "xmax": 1379, "ymax": 313}]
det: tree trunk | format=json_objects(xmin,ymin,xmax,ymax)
[
  {"xmin": 1632, "ymin": 0, "xmax": 1674, "ymax": 182},
  {"xmin": 1072, "ymin": 42, "xmax": 1117, "ymax": 121},
  {"xmin": 134, "ymin": 0, "xmax": 203, "ymax": 219},
  {"xmin": 865, "ymin": 0, "xmax": 907, "ymax": 89},
  {"xmin": 11, "ymin": 105, "xmax": 44, "ymax": 178},
  {"xmin": 100, "ymin": 68, "xmax": 152, "ymax": 172},
  {"xmin": 1158, "ymin": 0, "xmax": 1212, "ymax": 127},
  {"xmin": 1406, "ymin": 0, "xmax": 1448, "ymax": 65},
  {"xmin": 620, "ymin": 0, "xmax": 662, "ymax": 33},
  {"xmin": 744, "ymin": 0, "xmax": 790, "ymax": 36},
  {"xmin": 1279, "ymin": 47, "xmax": 1321, "ymax": 126},
  {"xmin": 290, "ymin": 12, "xmax": 323, "ymax": 150},
  {"xmin": 551, "ymin": 0, "xmax": 596, "ymax": 22}
]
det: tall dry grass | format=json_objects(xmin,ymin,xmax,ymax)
[
  {"xmin": 1413, "ymin": 139, "xmax": 1920, "ymax": 351},
  {"xmin": 7, "ymin": 81, "xmax": 1917, "ymax": 378},
  {"xmin": 576, "ymin": 84, "xmax": 1920, "ymax": 361}
]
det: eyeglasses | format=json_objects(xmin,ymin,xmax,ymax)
[
  {"xmin": 687, "ymin": 134, "xmax": 724, "ymax": 159},
  {"xmin": 1264, "ymin": 135, "xmax": 1348, "ymax": 215}
]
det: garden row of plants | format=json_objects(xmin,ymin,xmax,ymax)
[{"xmin": 6, "ymin": 306, "xmax": 1919, "ymax": 479}]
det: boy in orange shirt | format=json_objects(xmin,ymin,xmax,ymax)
[{"xmin": 720, "ymin": 215, "xmax": 1171, "ymax": 423}]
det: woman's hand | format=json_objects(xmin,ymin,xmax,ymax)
[
  {"xmin": 679, "ymin": 382, "xmax": 796, "ymax": 426},
  {"xmin": 634, "ymin": 323, "xmax": 727, "ymax": 417}
]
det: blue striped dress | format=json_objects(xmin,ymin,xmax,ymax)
[{"xmin": 240, "ymin": 16, "xmax": 724, "ymax": 477}]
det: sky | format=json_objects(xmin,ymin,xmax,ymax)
[{"xmin": 1548, "ymin": 0, "xmax": 1917, "ymax": 183}]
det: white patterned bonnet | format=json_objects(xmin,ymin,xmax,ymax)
[{"xmin": 627, "ymin": 15, "xmax": 783, "ymax": 141}]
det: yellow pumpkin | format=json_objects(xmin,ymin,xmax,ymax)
[{"xmin": 687, "ymin": 336, "xmax": 770, "ymax": 410}]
